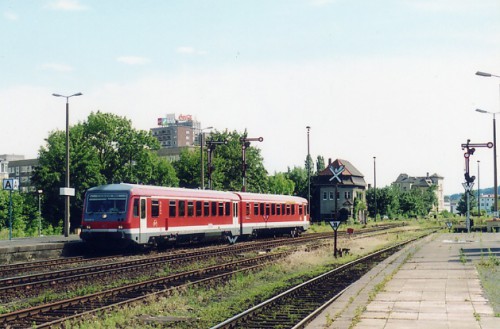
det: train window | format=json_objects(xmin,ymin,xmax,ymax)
[
  {"xmin": 299, "ymin": 205, "xmax": 303, "ymax": 215},
  {"xmin": 179, "ymin": 200, "xmax": 186, "ymax": 217},
  {"xmin": 277, "ymin": 204, "xmax": 281, "ymax": 215},
  {"xmin": 151, "ymin": 199, "xmax": 159, "ymax": 217},
  {"xmin": 271, "ymin": 204, "xmax": 276, "ymax": 215},
  {"xmin": 133, "ymin": 199, "xmax": 139, "ymax": 217},
  {"xmin": 225, "ymin": 202, "xmax": 230, "ymax": 216},
  {"xmin": 188, "ymin": 201, "xmax": 194, "ymax": 217},
  {"xmin": 286, "ymin": 204, "xmax": 291, "ymax": 215},
  {"xmin": 169, "ymin": 201, "xmax": 176, "ymax": 217},
  {"xmin": 196, "ymin": 201, "xmax": 202, "ymax": 217},
  {"xmin": 292, "ymin": 204, "xmax": 296, "ymax": 215},
  {"xmin": 246, "ymin": 203, "xmax": 251, "ymax": 216},
  {"xmin": 204, "ymin": 202, "xmax": 210, "ymax": 216},
  {"xmin": 260, "ymin": 203, "xmax": 264, "ymax": 216},
  {"xmin": 265, "ymin": 204, "xmax": 270, "ymax": 216},
  {"xmin": 140, "ymin": 199, "xmax": 146, "ymax": 218},
  {"xmin": 218, "ymin": 202, "xmax": 224, "ymax": 216},
  {"xmin": 211, "ymin": 202, "xmax": 217, "ymax": 216},
  {"xmin": 254, "ymin": 203, "xmax": 259, "ymax": 215},
  {"xmin": 234, "ymin": 203, "xmax": 238, "ymax": 217}
]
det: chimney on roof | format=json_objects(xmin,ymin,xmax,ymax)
[
  {"xmin": 426, "ymin": 172, "xmax": 429, "ymax": 178},
  {"xmin": 328, "ymin": 158, "xmax": 332, "ymax": 165}
]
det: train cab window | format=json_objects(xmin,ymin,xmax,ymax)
[
  {"xmin": 188, "ymin": 201, "xmax": 194, "ymax": 217},
  {"xmin": 218, "ymin": 202, "xmax": 224, "ymax": 216},
  {"xmin": 133, "ymin": 199, "xmax": 139, "ymax": 217},
  {"xmin": 179, "ymin": 200, "xmax": 186, "ymax": 217},
  {"xmin": 204, "ymin": 202, "xmax": 210, "ymax": 216},
  {"xmin": 151, "ymin": 199, "xmax": 160, "ymax": 217},
  {"xmin": 169, "ymin": 201, "xmax": 176, "ymax": 217},
  {"xmin": 246, "ymin": 203, "xmax": 251, "ymax": 216},
  {"xmin": 271, "ymin": 204, "xmax": 276, "ymax": 215},
  {"xmin": 196, "ymin": 201, "xmax": 202, "ymax": 217},
  {"xmin": 211, "ymin": 202, "xmax": 217, "ymax": 216},
  {"xmin": 299, "ymin": 205, "xmax": 303, "ymax": 215},
  {"xmin": 254, "ymin": 203, "xmax": 259, "ymax": 216},
  {"xmin": 225, "ymin": 202, "xmax": 230, "ymax": 216}
]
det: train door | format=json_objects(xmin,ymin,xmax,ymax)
[{"xmin": 140, "ymin": 198, "xmax": 147, "ymax": 243}]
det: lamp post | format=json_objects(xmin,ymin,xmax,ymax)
[
  {"xmin": 476, "ymin": 109, "xmax": 500, "ymax": 216},
  {"xmin": 476, "ymin": 70, "xmax": 500, "ymax": 216},
  {"xmin": 38, "ymin": 190, "xmax": 43, "ymax": 236},
  {"xmin": 199, "ymin": 126, "xmax": 213, "ymax": 189},
  {"xmin": 52, "ymin": 92, "xmax": 82, "ymax": 237},
  {"xmin": 477, "ymin": 160, "xmax": 480, "ymax": 216},
  {"xmin": 306, "ymin": 126, "xmax": 311, "ymax": 215},
  {"xmin": 373, "ymin": 156, "xmax": 377, "ymax": 221}
]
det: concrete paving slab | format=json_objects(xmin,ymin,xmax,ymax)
[{"xmin": 305, "ymin": 233, "xmax": 500, "ymax": 329}]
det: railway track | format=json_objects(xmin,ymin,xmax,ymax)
[
  {"xmin": 0, "ymin": 224, "xmax": 409, "ymax": 327},
  {"xmin": 210, "ymin": 234, "xmax": 428, "ymax": 329}
]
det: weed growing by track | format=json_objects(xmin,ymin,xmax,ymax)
[{"xmin": 476, "ymin": 249, "xmax": 500, "ymax": 317}]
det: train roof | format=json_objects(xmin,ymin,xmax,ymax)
[{"xmin": 87, "ymin": 184, "xmax": 307, "ymax": 203}]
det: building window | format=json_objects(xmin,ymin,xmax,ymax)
[
  {"xmin": 329, "ymin": 191, "xmax": 334, "ymax": 200},
  {"xmin": 323, "ymin": 192, "xmax": 327, "ymax": 200},
  {"xmin": 344, "ymin": 191, "xmax": 351, "ymax": 199}
]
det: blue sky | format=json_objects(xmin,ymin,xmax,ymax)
[{"xmin": 1, "ymin": 0, "xmax": 500, "ymax": 195}]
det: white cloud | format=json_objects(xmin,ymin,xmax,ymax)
[
  {"xmin": 176, "ymin": 46, "xmax": 208, "ymax": 56},
  {"xmin": 116, "ymin": 56, "xmax": 150, "ymax": 65},
  {"xmin": 40, "ymin": 63, "xmax": 74, "ymax": 72},
  {"xmin": 4, "ymin": 11, "xmax": 19, "ymax": 21},
  {"xmin": 47, "ymin": 0, "xmax": 88, "ymax": 11}
]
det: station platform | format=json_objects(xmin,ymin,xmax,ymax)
[
  {"xmin": 0, "ymin": 234, "xmax": 83, "ymax": 264},
  {"xmin": 306, "ymin": 233, "xmax": 500, "ymax": 329}
]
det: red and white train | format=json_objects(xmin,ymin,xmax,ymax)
[{"xmin": 80, "ymin": 183, "xmax": 309, "ymax": 247}]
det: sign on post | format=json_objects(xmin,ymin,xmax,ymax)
[
  {"xmin": 3, "ymin": 179, "xmax": 19, "ymax": 191},
  {"xmin": 329, "ymin": 221, "xmax": 341, "ymax": 231}
]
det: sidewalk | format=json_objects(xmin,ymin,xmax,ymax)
[{"xmin": 306, "ymin": 233, "xmax": 499, "ymax": 329}]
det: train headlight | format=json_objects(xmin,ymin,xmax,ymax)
[
  {"xmin": 118, "ymin": 225, "xmax": 123, "ymax": 230},
  {"xmin": 86, "ymin": 225, "xmax": 91, "ymax": 229}
]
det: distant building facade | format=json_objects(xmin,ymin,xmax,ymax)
[
  {"xmin": 151, "ymin": 113, "xmax": 205, "ymax": 161},
  {"xmin": 479, "ymin": 194, "xmax": 495, "ymax": 215},
  {"xmin": 312, "ymin": 158, "xmax": 367, "ymax": 221},
  {"xmin": 0, "ymin": 155, "xmax": 38, "ymax": 192},
  {"xmin": 392, "ymin": 172, "xmax": 445, "ymax": 212}
]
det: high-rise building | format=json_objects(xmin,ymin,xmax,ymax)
[{"xmin": 151, "ymin": 113, "xmax": 204, "ymax": 161}]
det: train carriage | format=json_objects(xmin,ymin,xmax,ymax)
[{"xmin": 80, "ymin": 183, "xmax": 309, "ymax": 248}]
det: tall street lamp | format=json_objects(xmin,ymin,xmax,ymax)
[
  {"xmin": 38, "ymin": 189, "xmax": 43, "ymax": 237},
  {"xmin": 476, "ymin": 70, "xmax": 500, "ymax": 216},
  {"xmin": 306, "ymin": 126, "xmax": 311, "ymax": 215},
  {"xmin": 373, "ymin": 156, "xmax": 377, "ymax": 221},
  {"xmin": 52, "ymin": 92, "xmax": 82, "ymax": 237},
  {"xmin": 199, "ymin": 126, "xmax": 213, "ymax": 189},
  {"xmin": 477, "ymin": 160, "xmax": 480, "ymax": 216},
  {"xmin": 476, "ymin": 109, "xmax": 500, "ymax": 216}
]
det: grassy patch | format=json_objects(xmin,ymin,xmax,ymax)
[{"xmin": 477, "ymin": 252, "xmax": 500, "ymax": 317}]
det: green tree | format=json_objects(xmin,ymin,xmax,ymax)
[
  {"xmin": 286, "ymin": 166, "xmax": 308, "ymax": 198},
  {"xmin": 175, "ymin": 130, "xmax": 268, "ymax": 192},
  {"xmin": 316, "ymin": 155, "xmax": 325, "ymax": 173},
  {"xmin": 0, "ymin": 190, "xmax": 40, "ymax": 238},
  {"xmin": 32, "ymin": 111, "xmax": 178, "ymax": 231},
  {"xmin": 456, "ymin": 192, "xmax": 476, "ymax": 216},
  {"xmin": 268, "ymin": 172, "xmax": 295, "ymax": 195}
]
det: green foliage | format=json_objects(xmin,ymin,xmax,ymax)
[
  {"xmin": 366, "ymin": 185, "xmax": 438, "ymax": 219},
  {"xmin": 31, "ymin": 111, "xmax": 179, "ymax": 231},
  {"xmin": 456, "ymin": 191, "xmax": 476, "ymax": 216},
  {"xmin": 268, "ymin": 172, "xmax": 295, "ymax": 195},
  {"xmin": 286, "ymin": 166, "xmax": 308, "ymax": 198},
  {"xmin": 174, "ymin": 130, "xmax": 268, "ymax": 192}
]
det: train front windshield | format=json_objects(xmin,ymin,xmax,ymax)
[{"xmin": 86, "ymin": 193, "xmax": 128, "ymax": 214}]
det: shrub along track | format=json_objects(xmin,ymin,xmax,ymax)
[{"xmin": 0, "ymin": 224, "xmax": 408, "ymax": 327}]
